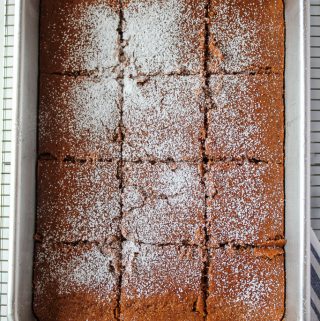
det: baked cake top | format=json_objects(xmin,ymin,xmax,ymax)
[
  {"xmin": 39, "ymin": 74, "xmax": 121, "ymax": 160},
  {"xmin": 37, "ymin": 161, "xmax": 121, "ymax": 243},
  {"xmin": 121, "ymin": 241, "xmax": 204, "ymax": 320},
  {"xmin": 123, "ymin": 0, "xmax": 206, "ymax": 76},
  {"xmin": 122, "ymin": 162, "xmax": 205, "ymax": 245},
  {"xmin": 33, "ymin": 241, "xmax": 121, "ymax": 321},
  {"xmin": 208, "ymin": 0, "xmax": 284, "ymax": 73},
  {"xmin": 40, "ymin": 0, "xmax": 120, "ymax": 73},
  {"xmin": 207, "ymin": 247, "xmax": 285, "ymax": 321},
  {"xmin": 123, "ymin": 75, "xmax": 204, "ymax": 162},
  {"xmin": 206, "ymin": 160, "xmax": 284, "ymax": 246},
  {"xmin": 122, "ymin": 242, "xmax": 204, "ymax": 299},
  {"xmin": 206, "ymin": 74, "xmax": 284, "ymax": 163},
  {"xmin": 35, "ymin": 0, "xmax": 285, "ymax": 319}
]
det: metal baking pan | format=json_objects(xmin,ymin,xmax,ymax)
[{"xmin": 7, "ymin": 0, "xmax": 311, "ymax": 320}]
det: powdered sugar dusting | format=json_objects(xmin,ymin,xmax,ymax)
[
  {"xmin": 36, "ymin": 0, "xmax": 285, "ymax": 315},
  {"xmin": 122, "ymin": 162, "xmax": 205, "ymax": 245},
  {"xmin": 206, "ymin": 160, "xmax": 284, "ymax": 245},
  {"xmin": 72, "ymin": 78, "xmax": 120, "ymax": 139},
  {"xmin": 34, "ymin": 242, "xmax": 120, "ymax": 301},
  {"xmin": 122, "ymin": 241, "xmax": 203, "ymax": 299},
  {"xmin": 209, "ymin": 75, "xmax": 251, "ymax": 108},
  {"xmin": 123, "ymin": 76, "xmax": 204, "ymax": 161},
  {"xmin": 37, "ymin": 161, "xmax": 121, "ymax": 242},
  {"xmin": 39, "ymin": 74, "xmax": 121, "ymax": 158},
  {"xmin": 123, "ymin": 0, "xmax": 205, "ymax": 76},
  {"xmin": 206, "ymin": 74, "xmax": 284, "ymax": 162},
  {"xmin": 208, "ymin": 248, "xmax": 284, "ymax": 319},
  {"xmin": 42, "ymin": 0, "xmax": 120, "ymax": 72},
  {"xmin": 209, "ymin": 0, "xmax": 284, "ymax": 73}
]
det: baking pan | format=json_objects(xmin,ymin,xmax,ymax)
[{"xmin": 7, "ymin": 0, "xmax": 311, "ymax": 320}]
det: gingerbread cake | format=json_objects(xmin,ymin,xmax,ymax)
[
  {"xmin": 122, "ymin": 161, "xmax": 205, "ymax": 245},
  {"xmin": 205, "ymin": 160, "xmax": 284, "ymax": 246},
  {"xmin": 206, "ymin": 74, "xmax": 284, "ymax": 163},
  {"xmin": 122, "ymin": 75, "xmax": 205, "ymax": 162},
  {"xmin": 208, "ymin": 0, "xmax": 284, "ymax": 73},
  {"xmin": 33, "ymin": 241, "xmax": 121, "ymax": 321},
  {"xmin": 40, "ymin": 0, "xmax": 120, "ymax": 74},
  {"xmin": 121, "ymin": 242, "xmax": 205, "ymax": 321},
  {"xmin": 36, "ymin": 160, "xmax": 121, "ymax": 242},
  {"xmin": 38, "ymin": 74, "xmax": 121, "ymax": 160},
  {"xmin": 122, "ymin": 0, "xmax": 206, "ymax": 76},
  {"xmin": 34, "ymin": 0, "xmax": 285, "ymax": 320},
  {"xmin": 207, "ymin": 247, "xmax": 285, "ymax": 321}
]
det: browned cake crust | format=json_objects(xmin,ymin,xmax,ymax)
[
  {"xmin": 120, "ymin": 242, "xmax": 205, "ymax": 321},
  {"xmin": 38, "ymin": 74, "xmax": 121, "ymax": 160},
  {"xmin": 205, "ymin": 74, "xmax": 284, "ymax": 163},
  {"xmin": 36, "ymin": 160, "xmax": 121, "ymax": 242},
  {"xmin": 122, "ymin": 162, "xmax": 205, "ymax": 245},
  {"xmin": 208, "ymin": 0, "xmax": 284, "ymax": 73},
  {"xmin": 33, "ymin": 241, "xmax": 121, "ymax": 321},
  {"xmin": 40, "ymin": 0, "xmax": 120, "ymax": 74},
  {"xmin": 206, "ymin": 160, "xmax": 284, "ymax": 246},
  {"xmin": 207, "ymin": 247, "xmax": 285, "ymax": 321}
]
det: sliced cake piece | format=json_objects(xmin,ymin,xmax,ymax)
[
  {"xmin": 122, "ymin": 162, "xmax": 205, "ymax": 245},
  {"xmin": 208, "ymin": 0, "xmax": 284, "ymax": 73},
  {"xmin": 123, "ymin": 75, "xmax": 204, "ymax": 162},
  {"xmin": 123, "ymin": 0, "xmax": 206, "ymax": 76},
  {"xmin": 37, "ymin": 161, "xmax": 121, "ymax": 243},
  {"xmin": 33, "ymin": 241, "xmax": 121, "ymax": 321},
  {"xmin": 40, "ymin": 0, "xmax": 120, "ymax": 74},
  {"xmin": 207, "ymin": 247, "xmax": 285, "ymax": 321},
  {"xmin": 205, "ymin": 160, "xmax": 284, "ymax": 246},
  {"xmin": 121, "ymin": 241, "xmax": 205, "ymax": 321},
  {"xmin": 206, "ymin": 74, "xmax": 284, "ymax": 163},
  {"xmin": 39, "ymin": 74, "xmax": 121, "ymax": 160}
]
